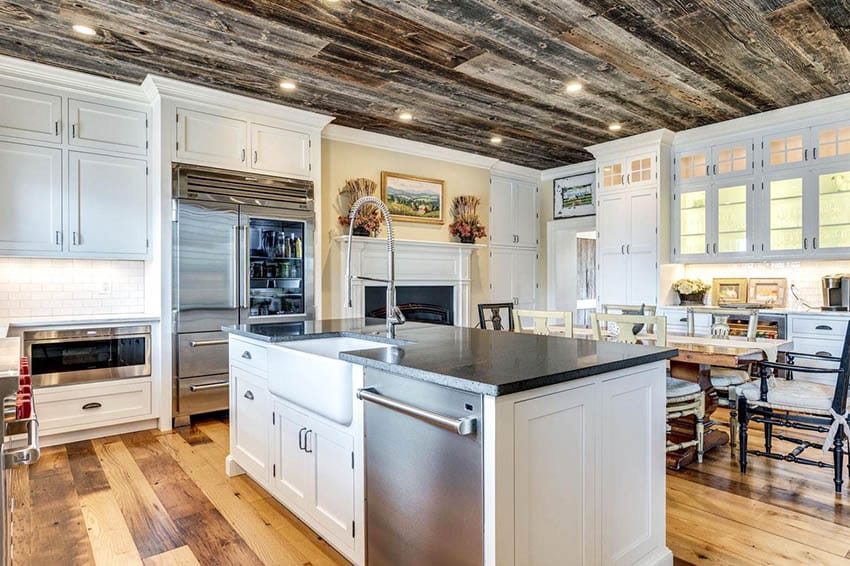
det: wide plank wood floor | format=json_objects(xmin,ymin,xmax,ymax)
[{"xmin": 11, "ymin": 410, "xmax": 850, "ymax": 565}]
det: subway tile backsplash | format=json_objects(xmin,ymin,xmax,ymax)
[{"xmin": 0, "ymin": 258, "xmax": 145, "ymax": 320}]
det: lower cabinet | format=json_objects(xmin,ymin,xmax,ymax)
[
  {"xmin": 490, "ymin": 246, "xmax": 537, "ymax": 309},
  {"xmin": 230, "ymin": 366, "xmax": 271, "ymax": 484}
]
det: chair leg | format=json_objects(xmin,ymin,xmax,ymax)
[
  {"xmin": 764, "ymin": 408, "xmax": 773, "ymax": 453},
  {"xmin": 696, "ymin": 393, "xmax": 705, "ymax": 464},
  {"xmin": 728, "ymin": 385, "xmax": 737, "ymax": 452},
  {"xmin": 737, "ymin": 396, "xmax": 748, "ymax": 473},
  {"xmin": 834, "ymin": 432, "xmax": 845, "ymax": 494}
]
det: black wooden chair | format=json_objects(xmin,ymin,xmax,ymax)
[
  {"xmin": 736, "ymin": 323, "xmax": 850, "ymax": 492},
  {"xmin": 477, "ymin": 302, "xmax": 515, "ymax": 331}
]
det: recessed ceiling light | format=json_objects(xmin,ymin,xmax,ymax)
[
  {"xmin": 490, "ymin": 136, "xmax": 503, "ymax": 145},
  {"xmin": 279, "ymin": 80, "xmax": 297, "ymax": 91},
  {"xmin": 72, "ymin": 24, "xmax": 97, "ymax": 36},
  {"xmin": 608, "ymin": 123, "xmax": 623, "ymax": 132},
  {"xmin": 398, "ymin": 111, "xmax": 413, "ymax": 122},
  {"xmin": 565, "ymin": 81, "xmax": 583, "ymax": 93}
]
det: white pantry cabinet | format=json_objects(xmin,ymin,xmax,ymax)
[
  {"xmin": 68, "ymin": 151, "xmax": 149, "ymax": 257},
  {"xmin": 489, "ymin": 175, "xmax": 537, "ymax": 248},
  {"xmin": 489, "ymin": 247, "xmax": 537, "ymax": 309},
  {"xmin": 68, "ymin": 99, "xmax": 147, "ymax": 155},
  {"xmin": 0, "ymin": 141, "xmax": 63, "ymax": 254},
  {"xmin": 0, "ymin": 84, "xmax": 62, "ymax": 143}
]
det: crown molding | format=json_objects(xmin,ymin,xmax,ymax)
[
  {"xmin": 540, "ymin": 160, "xmax": 595, "ymax": 181},
  {"xmin": 0, "ymin": 55, "xmax": 147, "ymax": 102},
  {"xmin": 142, "ymin": 75, "xmax": 334, "ymax": 129},
  {"xmin": 489, "ymin": 160, "xmax": 540, "ymax": 180},
  {"xmin": 585, "ymin": 128, "xmax": 675, "ymax": 158}
]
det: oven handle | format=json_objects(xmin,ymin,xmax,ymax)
[
  {"xmin": 189, "ymin": 339, "xmax": 228, "ymax": 347},
  {"xmin": 357, "ymin": 387, "xmax": 476, "ymax": 436},
  {"xmin": 24, "ymin": 333, "xmax": 150, "ymax": 345},
  {"xmin": 189, "ymin": 381, "xmax": 229, "ymax": 392},
  {"xmin": 4, "ymin": 418, "xmax": 40, "ymax": 468}
]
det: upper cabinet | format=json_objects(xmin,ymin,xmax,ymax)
[
  {"xmin": 489, "ymin": 175, "xmax": 537, "ymax": 248},
  {"xmin": 68, "ymin": 99, "xmax": 147, "ymax": 155},
  {"xmin": 762, "ymin": 128, "xmax": 810, "ymax": 171},
  {"xmin": 176, "ymin": 108, "xmax": 312, "ymax": 178},
  {"xmin": 599, "ymin": 150, "xmax": 657, "ymax": 191},
  {"xmin": 814, "ymin": 121, "xmax": 850, "ymax": 163},
  {"xmin": 674, "ymin": 138, "xmax": 753, "ymax": 184},
  {"xmin": 0, "ymin": 84, "xmax": 62, "ymax": 143}
]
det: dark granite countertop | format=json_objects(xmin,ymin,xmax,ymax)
[{"xmin": 224, "ymin": 319, "xmax": 678, "ymax": 396}]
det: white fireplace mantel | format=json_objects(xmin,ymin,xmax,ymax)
[{"xmin": 334, "ymin": 236, "xmax": 485, "ymax": 327}]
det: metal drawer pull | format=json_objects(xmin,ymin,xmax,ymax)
[
  {"xmin": 189, "ymin": 339, "xmax": 228, "ymax": 347},
  {"xmin": 357, "ymin": 388, "xmax": 477, "ymax": 436},
  {"xmin": 305, "ymin": 429, "xmax": 313, "ymax": 453},
  {"xmin": 189, "ymin": 382, "xmax": 228, "ymax": 392},
  {"xmin": 82, "ymin": 402, "xmax": 102, "ymax": 410},
  {"xmin": 241, "ymin": 351, "xmax": 252, "ymax": 360},
  {"xmin": 298, "ymin": 427, "xmax": 307, "ymax": 450},
  {"xmin": 243, "ymin": 390, "xmax": 254, "ymax": 400},
  {"xmin": 816, "ymin": 325, "xmax": 833, "ymax": 331},
  {"xmin": 4, "ymin": 419, "xmax": 39, "ymax": 468},
  {"xmin": 816, "ymin": 351, "xmax": 833, "ymax": 357}
]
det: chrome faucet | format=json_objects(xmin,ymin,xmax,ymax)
[{"xmin": 345, "ymin": 196, "xmax": 406, "ymax": 339}]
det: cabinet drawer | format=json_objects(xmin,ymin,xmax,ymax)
[
  {"xmin": 178, "ymin": 331, "xmax": 228, "ymax": 377},
  {"xmin": 177, "ymin": 374, "xmax": 229, "ymax": 416},
  {"xmin": 790, "ymin": 316, "xmax": 848, "ymax": 337},
  {"xmin": 230, "ymin": 339, "xmax": 268, "ymax": 373},
  {"xmin": 36, "ymin": 379, "xmax": 152, "ymax": 433},
  {"xmin": 68, "ymin": 99, "xmax": 147, "ymax": 154}
]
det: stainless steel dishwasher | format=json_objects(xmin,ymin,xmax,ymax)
[{"xmin": 358, "ymin": 370, "xmax": 483, "ymax": 566}]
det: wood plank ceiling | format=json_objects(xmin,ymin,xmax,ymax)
[{"xmin": 2, "ymin": 1, "xmax": 850, "ymax": 168}]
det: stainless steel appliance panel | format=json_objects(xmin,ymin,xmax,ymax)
[
  {"xmin": 174, "ymin": 200, "xmax": 240, "ymax": 333},
  {"xmin": 176, "ymin": 374, "xmax": 230, "ymax": 416},
  {"xmin": 363, "ymin": 370, "xmax": 483, "ymax": 566},
  {"xmin": 176, "ymin": 331, "xmax": 229, "ymax": 378}
]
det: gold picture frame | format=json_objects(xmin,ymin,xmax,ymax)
[
  {"xmin": 381, "ymin": 171, "xmax": 445, "ymax": 224},
  {"xmin": 748, "ymin": 278, "xmax": 787, "ymax": 307},
  {"xmin": 712, "ymin": 278, "xmax": 748, "ymax": 305}
]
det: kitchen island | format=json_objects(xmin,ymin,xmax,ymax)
[{"xmin": 224, "ymin": 319, "xmax": 678, "ymax": 566}]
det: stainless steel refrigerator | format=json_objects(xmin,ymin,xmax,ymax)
[{"xmin": 172, "ymin": 165, "xmax": 314, "ymax": 425}]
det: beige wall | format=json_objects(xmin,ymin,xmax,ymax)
[{"xmin": 320, "ymin": 139, "xmax": 491, "ymax": 321}]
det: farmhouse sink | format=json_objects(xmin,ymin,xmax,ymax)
[{"xmin": 267, "ymin": 337, "xmax": 394, "ymax": 426}]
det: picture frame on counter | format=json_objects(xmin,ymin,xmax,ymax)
[
  {"xmin": 712, "ymin": 278, "xmax": 748, "ymax": 305},
  {"xmin": 554, "ymin": 172, "xmax": 595, "ymax": 219},
  {"xmin": 381, "ymin": 171, "xmax": 445, "ymax": 224},
  {"xmin": 748, "ymin": 278, "xmax": 787, "ymax": 307}
]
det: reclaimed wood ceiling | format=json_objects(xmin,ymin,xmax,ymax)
[{"xmin": 2, "ymin": 1, "xmax": 850, "ymax": 168}]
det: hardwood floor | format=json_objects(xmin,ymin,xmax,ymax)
[{"xmin": 11, "ymin": 410, "xmax": 850, "ymax": 565}]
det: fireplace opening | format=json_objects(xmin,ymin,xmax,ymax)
[{"xmin": 364, "ymin": 285, "xmax": 454, "ymax": 326}]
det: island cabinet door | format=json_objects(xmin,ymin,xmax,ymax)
[
  {"xmin": 273, "ymin": 403, "xmax": 315, "ymax": 513},
  {"xmin": 310, "ymin": 420, "xmax": 355, "ymax": 548},
  {"xmin": 600, "ymin": 368, "xmax": 666, "ymax": 566},
  {"xmin": 513, "ymin": 383, "xmax": 597, "ymax": 566},
  {"xmin": 231, "ymin": 366, "xmax": 271, "ymax": 484}
]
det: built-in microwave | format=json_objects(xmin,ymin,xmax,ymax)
[{"xmin": 23, "ymin": 325, "xmax": 151, "ymax": 387}]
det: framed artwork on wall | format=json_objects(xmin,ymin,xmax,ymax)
[
  {"xmin": 381, "ymin": 171, "xmax": 445, "ymax": 224},
  {"xmin": 554, "ymin": 172, "xmax": 595, "ymax": 219},
  {"xmin": 748, "ymin": 278, "xmax": 787, "ymax": 307},
  {"xmin": 712, "ymin": 278, "xmax": 748, "ymax": 305}
]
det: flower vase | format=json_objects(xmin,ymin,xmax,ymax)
[
  {"xmin": 678, "ymin": 292, "xmax": 705, "ymax": 306},
  {"xmin": 459, "ymin": 235, "xmax": 476, "ymax": 244},
  {"xmin": 352, "ymin": 226, "xmax": 370, "ymax": 237}
]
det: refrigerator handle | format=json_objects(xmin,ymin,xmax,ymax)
[
  {"xmin": 232, "ymin": 225, "xmax": 240, "ymax": 309},
  {"xmin": 241, "ymin": 225, "xmax": 250, "ymax": 309}
]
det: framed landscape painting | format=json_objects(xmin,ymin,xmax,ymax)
[
  {"xmin": 381, "ymin": 171, "xmax": 445, "ymax": 224},
  {"xmin": 554, "ymin": 172, "xmax": 595, "ymax": 219}
]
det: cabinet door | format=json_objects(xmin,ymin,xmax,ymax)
[
  {"xmin": 714, "ymin": 178, "xmax": 753, "ymax": 258},
  {"xmin": 0, "ymin": 142, "xmax": 62, "ymax": 254},
  {"xmin": 68, "ymin": 99, "xmax": 147, "ymax": 155},
  {"xmin": 176, "ymin": 108, "xmax": 247, "ymax": 168},
  {"xmin": 627, "ymin": 190, "xmax": 658, "ymax": 305},
  {"xmin": 513, "ymin": 181, "xmax": 537, "ymax": 247},
  {"xmin": 625, "ymin": 152, "xmax": 655, "ymax": 187},
  {"xmin": 673, "ymin": 187, "xmax": 709, "ymax": 260},
  {"xmin": 274, "ymin": 404, "xmax": 315, "ymax": 511},
  {"xmin": 512, "ymin": 249, "xmax": 537, "ymax": 310},
  {"xmin": 762, "ymin": 128, "xmax": 810, "ymax": 171},
  {"xmin": 489, "ymin": 247, "xmax": 513, "ymax": 303},
  {"xmin": 599, "ymin": 159, "xmax": 626, "ymax": 191},
  {"xmin": 311, "ymin": 420, "xmax": 355, "ymax": 547},
  {"xmin": 712, "ymin": 140, "xmax": 752, "ymax": 178},
  {"xmin": 761, "ymin": 171, "xmax": 809, "ymax": 256},
  {"xmin": 250, "ymin": 123, "xmax": 311, "ymax": 177},
  {"xmin": 0, "ymin": 84, "xmax": 61, "ymax": 143},
  {"xmin": 813, "ymin": 121, "xmax": 850, "ymax": 163},
  {"xmin": 231, "ymin": 367, "xmax": 271, "ymax": 483},
  {"xmin": 69, "ymin": 152, "xmax": 148, "ymax": 257},
  {"xmin": 489, "ymin": 177, "xmax": 514, "ymax": 246},
  {"xmin": 514, "ymin": 384, "xmax": 596, "ymax": 566},
  {"xmin": 597, "ymin": 192, "xmax": 630, "ymax": 305},
  {"xmin": 674, "ymin": 148, "xmax": 709, "ymax": 185},
  {"xmin": 813, "ymin": 165, "xmax": 850, "ymax": 254}
]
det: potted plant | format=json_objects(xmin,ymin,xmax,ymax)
[
  {"xmin": 338, "ymin": 177, "xmax": 382, "ymax": 237},
  {"xmin": 448, "ymin": 195, "xmax": 487, "ymax": 243},
  {"xmin": 673, "ymin": 278, "xmax": 710, "ymax": 305}
]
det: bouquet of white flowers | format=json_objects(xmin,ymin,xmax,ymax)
[{"xmin": 672, "ymin": 278, "xmax": 709, "ymax": 305}]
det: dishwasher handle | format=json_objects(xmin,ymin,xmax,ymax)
[{"xmin": 357, "ymin": 387, "xmax": 477, "ymax": 436}]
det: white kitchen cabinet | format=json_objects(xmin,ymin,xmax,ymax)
[
  {"xmin": 514, "ymin": 383, "xmax": 596, "ymax": 565},
  {"xmin": 68, "ymin": 99, "xmax": 147, "ymax": 155},
  {"xmin": 814, "ymin": 120, "xmax": 850, "ymax": 163},
  {"xmin": 0, "ymin": 141, "xmax": 63, "ymax": 254},
  {"xmin": 489, "ymin": 247, "xmax": 537, "ymax": 309},
  {"xmin": 761, "ymin": 127, "xmax": 811, "ymax": 171},
  {"xmin": 176, "ymin": 107, "xmax": 247, "ymax": 168},
  {"xmin": 250, "ymin": 123, "xmax": 311, "ymax": 178},
  {"xmin": 489, "ymin": 175, "xmax": 537, "ymax": 248},
  {"xmin": 675, "ymin": 139, "xmax": 753, "ymax": 185},
  {"xmin": 231, "ymin": 365, "xmax": 271, "ymax": 485},
  {"xmin": 0, "ymin": 84, "xmax": 62, "ymax": 143},
  {"xmin": 787, "ymin": 314, "xmax": 849, "ymax": 385},
  {"xmin": 274, "ymin": 401, "xmax": 315, "ymax": 511},
  {"xmin": 599, "ymin": 151, "xmax": 656, "ymax": 192},
  {"xmin": 68, "ymin": 151, "xmax": 149, "ymax": 258}
]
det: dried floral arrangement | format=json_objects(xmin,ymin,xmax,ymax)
[
  {"xmin": 338, "ymin": 177, "xmax": 382, "ymax": 237},
  {"xmin": 448, "ymin": 195, "xmax": 487, "ymax": 242}
]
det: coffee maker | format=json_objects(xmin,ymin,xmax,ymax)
[{"xmin": 822, "ymin": 275, "xmax": 850, "ymax": 311}]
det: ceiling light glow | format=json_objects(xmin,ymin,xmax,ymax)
[
  {"xmin": 398, "ymin": 111, "xmax": 413, "ymax": 121},
  {"xmin": 72, "ymin": 24, "xmax": 97, "ymax": 36},
  {"xmin": 608, "ymin": 123, "xmax": 623, "ymax": 131},
  {"xmin": 565, "ymin": 81, "xmax": 583, "ymax": 93},
  {"xmin": 490, "ymin": 136, "xmax": 503, "ymax": 144},
  {"xmin": 279, "ymin": 81, "xmax": 297, "ymax": 91}
]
